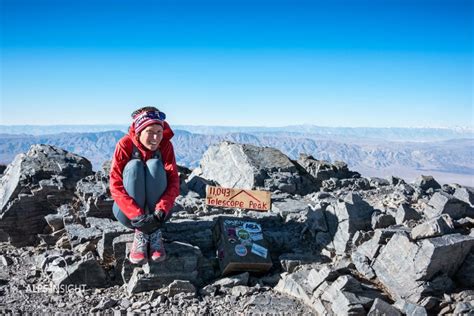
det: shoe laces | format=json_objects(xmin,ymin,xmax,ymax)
[
  {"xmin": 134, "ymin": 231, "xmax": 149, "ymax": 249},
  {"xmin": 150, "ymin": 230, "xmax": 162, "ymax": 249}
]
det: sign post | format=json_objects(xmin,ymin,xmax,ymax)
[{"xmin": 205, "ymin": 186, "xmax": 271, "ymax": 211}]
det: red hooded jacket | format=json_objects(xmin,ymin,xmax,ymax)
[{"xmin": 109, "ymin": 121, "xmax": 180, "ymax": 220}]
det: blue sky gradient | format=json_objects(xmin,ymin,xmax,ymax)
[{"xmin": 1, "ymin": 0, "xmax": 472, "ymax": 127}]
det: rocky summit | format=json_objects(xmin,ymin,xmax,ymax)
[{"xmin": 0, "ymin": 142, "xmax": 473, "ymax": 315}]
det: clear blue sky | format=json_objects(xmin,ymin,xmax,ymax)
[{"xmin": 1, "ymin": 0, "xmax": 472, "ymax": 127}]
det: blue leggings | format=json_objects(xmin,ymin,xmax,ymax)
[{"xmin": 113, "ymin": 158, "xmax": 167, "ymax": 229}]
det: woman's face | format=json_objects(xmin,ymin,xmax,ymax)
[{"xmin": 138, "ymin": 124, "xmax": 163, "ymax": 151}]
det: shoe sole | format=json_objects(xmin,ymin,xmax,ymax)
[
  {"xmin": 129, "ymin": 256, "xmax": 148, "ymax": 265},
  {"xmin": 150, "ymin": 255, "xmax": 166, "ymax": 263}
]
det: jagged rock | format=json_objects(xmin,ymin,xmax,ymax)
[
  {"xmin": 414, "ymin": 175, "xmax": 441, "ymax": 191},
  {"xmin": 230, "ymin": 285, "xmax": 254, "ymax": 297},
  {"xmin": 388, "ymin": 176, "xmax": 405, "ymax": 186},
  {"xmin": 242, "ymin": 292, "xmax": 314, "ymax": 314},
  {"xmin": 44, "ymin": 213, "xmax": 65, "ymax": 232},
  {"xmin": 368, "ymin": 298, "xmax": 402, "ymax": 316},
  {"xmin": 326, "ymin": 193, "xmax": 375, "ymax": 254},
  {"xmin": 352, "ymin": 251, "xmax": 376, "ymax": 279},
  {"xmin": 425, "ymin": 192, "xmax": 468, "ymax": 220},
  {"xmin": 90, "ymin": 298, "xmax": 118, "ymax": 313},
  {"xmin": 126, "ymin": 241, "xmax": 203, "ymax": 294},
  {"xmin": 410, "ymin": 214, "xmax": 454, "ymax": 240},
  {"xmin": 271, "ymin": 198, "xmax": 311, "ymax": 218},
  {"xmin": 299, "ymin": 206, "xmax": 329, "ymax": 237},
  {"xmin": 395, "ymin": 203, "xmax": 421, "ymax": 225},
  {"xmin": 279, "ymin": 253, "xmax": 324, "ymax": 273},
  {"xmin": 48, "ymin": 252, "xmax": 109, "ymax": 288},
  {"xmin": 0, "ymin": 144, "xmax": 93, "ymax": 246},
  {"xmin": 0, "ymin": 165, "xmax": 6, "ymax": 176},
  {"xmin": 352, "ymin": 230, "xmax": 374, "ymax": 247},
  {"xmin": 297, "ymin": 154, "xmax": 360, "ymax": 184},
  {"xmin": 168, "ymin": 280, "xmax": 196, "ymax": 297},
  {"xmin": 370, "ymin": 177, "xmax": 391, "ymax": 187},
  {"xmin": 177, "ymin": 165, "xmax": 192, "ymax": 195},
  {"xmin": 196, "ymin": 141, "xmax": 318, "ymax": 195},
  {"xmin": 274, "ymin": 270, "xmax": 313, "ymax": 307},
  {"xmin": 453, "ymin": 302, "xmax": 474, "ymax": 315},
  {"xmin": 320, "ymin": 275, "xmax": 385, "ymax": 315},
  {"xmin": 214, "ymin": 272, "xmax": 249, "ymax": 288},
  {"xmin": 307, "ymin": 265, "xmax": 339, "ymax": 292},
  {"xmin": 454, "ymin": 187, "xmax": 474, "ymax": 207},
  {"xmin": 455, "ymin": 250, "xmax": 474, "ymax": 288},
  {"xmin": 171, "ymin": 192, "xmax": 205, "ymax": 215},
  {"xmin": 90, "ymin": 217, "xmax": 131, "ymax": 262},
  {"xmin": 75, "ymin": 171, "xmax": 114, "ymax": 218},
  {"xmin": 186, "ymin": 175, "xmax": 217, "ymax": 198},
  {"xmin": 64, "ymin": 223, "xmax": 102, "ymax": 247},
  {"xmin": 418, "ymin": 296, "xmax": 441, "ymax": 311},
  {"xmin": 352, "ymin": 228, "xmax": 402, "ymax": 280},
  {"xmin": 200, "ymin": 272, "xmax": 250, "ymax": 296},
  {"xmin": 163, "ymin": 218, "xmax": 216, "ymax": 257},
  {"xmin": 371, "ymin": 212, "xmax": 396, "ymax": 229},
  {"xmin": 394, "ymin": 300, "xmax": 428, "ymax": 316},
  {"xmin": 372, "ymin": 233, "xmax": 474, "ymax": 303},
  {"xmin": 112, "ymin": 233, "xmax": 134, "ymax": 284}
]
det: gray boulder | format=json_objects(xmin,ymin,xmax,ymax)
[
  {"xmin": 46, "ymin": 252, "xmax": 109, "ymax": 288},
  {"xmin": 425, "ymin": 192, "xmax": 468, "ymax": 220},
  {"xmin": 167, "ymin": 280, "xmax": 196, "ymax": 297},
  {"xmin": 414, "ymin": 175, "xmax": 441, "ymax": 191},
  {"xmin": 75, "ymin": 170, "xmax": 114, "ymax": 218},
  {"xmin": 196, "ymin": 141, "xmax": 318, "ymax": 195},
  {"xmin": 368, "ymin": 298, "xmax": 402, "ymax": 316},
  {"xmin": 0, "ymin": 144, "xmax": 93, "ymax": 246},
  {"xmin": 186, "ymin": 175, "xmax": 217, "ymax": 198},
  {"xmin": 320, "ymin": 275, "xmax": 385, "ymax": 315},
  {"xmin": 126, "ymin": 241, "xmax": 204, "ymax": 294},
  {"xmin": 352, "ymin": 228, "xmax": 403, "ymax": 280},
  {"xmin": 372, "ymin": 233, "xmax": 474, "ymax": 303},
  {"xmin": 91, "ymin": 217, "xmax": 131, "ymax": 262},
  {"xmin": 395, "ymin": 203, "xmax": 421, "ymax": 225},
  {"xmin": 453, "ymin": 187, "xmax": 474, "ymax": 207},
  {"xmin": 271, "ymin": 198, "xmax": 311, "ymax": 218},
  {"xmin": 455, "ymin": 250, "xmax": 474, "ymax": 288},
  {"xmin": 371, "ymin": 213, "xmax": 396, "ymax": 229},
  {"xmin": 297, "ymin": 154, "xmax": 360, "ymax": 183},
  {"xmin": 274, "ymin": 270, "xmax": 313, "ymax": 307},
  {"xmin": 410, "ymin": 214, "xmax": 454, "ymax": 240},
  {"xmin": 326, "ymin": 193, "xmax": 375, "ymax": 254}
]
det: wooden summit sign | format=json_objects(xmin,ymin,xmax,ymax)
[{"xmin": 206, "ymin": 186, "xmax": 271, "ymax": 211}]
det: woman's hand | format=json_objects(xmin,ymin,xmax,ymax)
[{"xmin": 130, "ymin": 213, "xmax": 162, "ymax": 234}]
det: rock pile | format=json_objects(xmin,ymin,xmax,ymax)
[{"xmin": 0, "ymin": 142, "xmax": 472, "ymax": 314}]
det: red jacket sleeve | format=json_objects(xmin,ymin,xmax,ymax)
[
  {"xmin": 109, "ymin": 138, "xmax": 144, "ymax": 220},
  {"xmin": 155, "ymin": 140, "xmax": 180, "ymax": 214}
]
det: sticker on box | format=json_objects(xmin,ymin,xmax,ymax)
[
  {"xmin": 250, "ymin": 233, "xmax": 263, "ymax": 241},
  {"xmin": 243, "ymin": 222, "xmax": 262, "ymax": 233},
  {"xmin": 235, "ymin": 244, "xmax": 248, "ymax": 257},
  {"xmin": 251, "ymin": 243, "xmax": 268, "ymax": 258},
  {"xmin": 237, "ymin": 229, "xmax": 250, "ymax": 240}
]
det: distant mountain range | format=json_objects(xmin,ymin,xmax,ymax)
[
  {"xmin": 1, "ymin": 126, "xmax": 473, "ymax": 186},
  {"xmin": 1, "ymin": 124, "xmax": 473, "ymax": 141}
]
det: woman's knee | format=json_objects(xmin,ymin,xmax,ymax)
[{"xmin": 124, "ymin": 159, "xmax": 145, "ymax": 176}]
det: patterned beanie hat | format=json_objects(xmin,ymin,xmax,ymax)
[{"xmin": 133, "ymin": 110, "xmax": 166, "ymax": 134}]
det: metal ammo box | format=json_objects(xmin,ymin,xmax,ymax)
[{"xmin": 213, "ymin": 216, "xmax": 273, "ymax": 276}]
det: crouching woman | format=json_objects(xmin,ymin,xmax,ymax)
[{"xmin": 109, "ymin": 106, "xmax": 180, "ymax": 264}]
